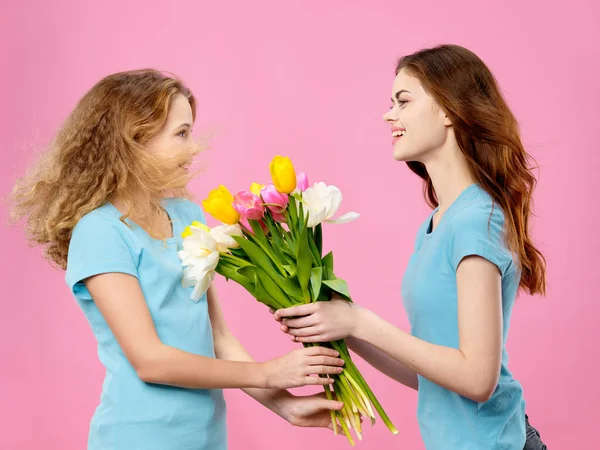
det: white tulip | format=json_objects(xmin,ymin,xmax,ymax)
[
  {"xmin": 178, "ymin": 228, "xmax": 220, "ymax": 302},
  {"xmin": 183, "ymin": 268, "xmax": 215, "ymax": 301},
  {"xmin": 301, "ymin": 182, "xmax": 360, "ymax": 227},
  {"xmin": 210, "ymin": 224, "xmax": 243, "ymax": 252},
  {"xmin": 301, "ymin": 186, "xmax": 328, "ymax": 228}
]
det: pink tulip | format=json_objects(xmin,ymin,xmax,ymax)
[
  {"xmin": 232, "ymin": 191, "xmax": 265, "ymax": 220},
  {"xmin": 296, "ymin": 172, "xmax": 309, "ymax": 191},
  {"xmin": 261, "ymin": 184, "xmax": 288, "ymax": 214},
  {"xmin": 271, "ymin": 212, "xmax": 287, "ymax": 223},
  {"xmin": 239, "ymin": 215, "xmax": 269, "ymax": 234}
]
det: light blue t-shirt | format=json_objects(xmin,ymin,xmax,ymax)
[
  {"xmin": 65, "ymin": 198, "xmax": 227, "ymax": 450},
  {"xmin": 402, "ymin": 184, "xmax": 526, "ymax": 450}
]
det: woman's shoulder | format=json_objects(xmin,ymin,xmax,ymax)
[
  {"xmin": 443, "ymin": 187, "xmax": 516, "ymax": 275},
  {"xmin": 69, "ymin": 203, "xmax": 140, "ymax": 255},
  {"xmin": 165, "ymin": 197, "xmax": 207, "ymax": 224},
  {"xmin": 73, "ymin": 203, "xmax": 127, "ymax": 233},
  {"xmin": 449, "ymin": 186, "xmax": 505, "ymax": 230}
]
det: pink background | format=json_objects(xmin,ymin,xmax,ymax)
[{"xmin": 1, "ymin": 1, "xmax": 598, "ymax": 449}]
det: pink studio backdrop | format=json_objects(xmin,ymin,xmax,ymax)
[{"xmin": 1, "ymin": 1, "xmax": 598, "ymax": 449}]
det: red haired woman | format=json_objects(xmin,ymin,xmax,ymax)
[{"xmin": 275, "ymin": 45, "xmax": 548, "ymax": 450}]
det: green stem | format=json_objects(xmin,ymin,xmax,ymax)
[
  {"xmin": 345, "ymin": 371, "xmax": 375, "ymax": 420},
  {"xmin": 339, "ymin": 373, "xmax": 370, "ymax": 419},
  {"xmin": 307, "ymin": 231, "xmax": 322, "ymax": 268},
  {"xmin": 323, "ymin": 382, "xmax": 339, "ymax": 436},
  {"xmin": 245, "ymin": 230, "xmax": 288, "ymax": 277},
  {"xmin": 220, "ymin": 253, "xmax": 251, "ymax": 267},
  {"xmin": 333, "ymin": 382, "xmax": 355, "ymax": 446},
  {"xmin": 263, "ymin": 214, "xmax": 293, "ymax": 265},
  {"xmin": 331, "ymin": 340, "xmax": 399, "ymax": 435}
]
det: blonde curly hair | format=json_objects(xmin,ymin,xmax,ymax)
[{"xmin": 10, "ymin": 69, "xmax": 200, "ymax": 269}]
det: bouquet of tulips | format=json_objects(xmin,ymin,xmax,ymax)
[{"xmin": 178, "ymin": 156, "xmax": 398, "ymax": 445}]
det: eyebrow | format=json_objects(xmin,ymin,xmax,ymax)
[
  {"xmin": 176, "ymin": 123, "xmax": 192, "ymax": 130},
  {"xmin": 391, "ymin": 90, "xmax": 411, "ymax": 102}
]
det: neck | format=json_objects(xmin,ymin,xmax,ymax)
[
  {"xmin": 111, "ymin": 192, "xmax": 157, "ymax": 220},
  {"xmin": 112, "ymin": 194, "xmax": 172, "ymax": 239},
  {"xmin": 422, "ymin": 140, "xmax": 476, "ymax": 214}
]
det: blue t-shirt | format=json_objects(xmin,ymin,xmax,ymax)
[
  {"xmin": 65, "ymin": 198, "xmax": 227, "ymax": 450},
  {"xmin": 402, "ymin": 184, "xmax": 526, "ymax": 450}
]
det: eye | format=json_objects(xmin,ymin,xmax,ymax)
[
  {"xmin": 390, "ymin": 100, "xmax": 407, "ymax": 109},
  {"xmin": 177, "ymin": 129, "xmax": 188, "ymax": 138}
]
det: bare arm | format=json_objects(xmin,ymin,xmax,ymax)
[
  {"xmin": 206, "ymin": 286, "xmax": 343, "ymax": 422},
  {"xmin": 277, "ymin": 256, "xmax": 503, "ymax": 402},
  {"xmin": 207, "ymin": 285, "xmax": 283, "ymax": 405},
  {"xmin": 206, "ymin": 286, "xmax": 344, "ymax": 426},
  {"xmin": 345, "ymin": 337, "xmax": 418, "ymax": 390},
  {"xmin": 85, "ymin": 273, "xmax": 344, "ymax": 390},
  {"xmin": 274, "ymin": 302, "xmax": 418, "ymax": 390}
]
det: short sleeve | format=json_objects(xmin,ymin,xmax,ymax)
[
  {"xmin": 447, "ymin": 205, "xmax": 513, "ymax": 275},
  {"xmin": 66, "ymin": 214, "xmax": 139, "ymax": 299}
]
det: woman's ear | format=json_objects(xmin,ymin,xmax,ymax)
[{"xmin": 443, "ymin": 113, "xmax": 452, "ymax": 127}]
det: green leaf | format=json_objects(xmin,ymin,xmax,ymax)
[
  {"xmin": 263, "ymin": 215, "xmax": 282, "ymax": 244},
  {"xmin": 219, "ymin": 252, "xmax": 253, "ymax": 269},
  {"xmin": 282, "ymin": 264, "xmax": 296, "ymax": 277},
  {"xmin": 307, "ymin": 234, "xmax": 322, "ymax": 266},
  {"xmin": 232, "ymin": 235, "xmax": 280, "ymax": 278},
  {"xmin": 238, "ymin": 264, "xmax": 302, "ymax": 305},
  {"xmin": 254, "ymin": 278, "xmax": 285, "ymax": 310},
  {"xmin": 314, "ymin": 223, "xmax": 323, "ymax": 257},
  {"xmin": 322, "ymin": 251, "xmax": 334, "ymax": 273},
  {"xmin": 249, "ymin": 219, "xmax": 268, "ymax": 243},
  {"xmin": 316, "ymin": 287, "xmax": 331, "ymax": 302},
  {"xmin": 280, "ymin": 276, "xmax": 304, "ymax": 303},
  {"xmin": 256, "ymin": 267, "xmax": 293, "ymax": 308},
  {"xmin": 310, "ymin": 267, "xmax": 322, "ymax": 302},
  {"xmin": 322, "ymin": 266, "xmax": 335, "ymax": 281},
  {"xmin": 296, "ymin": 200, "xmax": 307, "ymax": 236},
  {"xmin": 296, "ymin": 224, "xmax": 312, "ymax": 302},
  {"xmin": 229, "ymin": 247, "xmax": 248, "ymax": 259},
  {"xmin": 215, "ymin": 263, "xmax": 255, "ymax": 294},
  {"xmin": 235, "ymin": 266, "xmax": 282, "ymax": 310},
  {"xmin": 237, "ymin": 265, "xmax": 257, "ymax": 282},
  {"xmin": 287, "ymin": 198, "xmax": 298, "ymax": 238},
  {"xmin": 322, "ymin": 278, "xmax": 352, "ymax": 301},
  {"xmin": 247, "ymin": 221, "xmax": 287, "ymax": 274},
  {"xmin": 262, "ymin": 215, "xmax": 293, "ymax": 265},
  {"xmin": 283, "ymin": 236, "xmax": 296, "ymax": 256}
]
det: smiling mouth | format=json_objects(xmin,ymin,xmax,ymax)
[{"xmin": 392, "ymin": 129, "xmax": 405, "ymax": 144}]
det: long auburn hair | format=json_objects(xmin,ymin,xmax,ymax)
[
  {"xmin": 397, "ymin": 45, "xmax": 546, "ymax": 295},
  {"xmin": 10, "ymin": 69, "xmax": 199, "ymax": 269}
]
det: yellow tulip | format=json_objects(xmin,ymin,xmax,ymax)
[
  {"xmin": 181, "ymin": 221, "xmax": 211, "ymax": 239},
  {"xmin": 250, "ymin": 182, "xmax": 265, "ymax": 197},
  {"xmin": 269, "ymin": 156, "xmax": 297, "ymax": 194},
  {"xmin": 192, "ymin": 221, "xmax": 210, "ymax": 232},
  {"xmin": 202, "ymin": 185, "xmax": 240, "ymax": 225},
  {"xmin": 181, "ymin": 226, "xmax": 193, "ymax": 239}
]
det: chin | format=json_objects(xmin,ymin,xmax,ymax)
[
  {"xmin": 392, "ymin": 148, "xmax": 414, "ymax": 162},
  {"xmin": 392, "ymin": 142, "xmax": 427, "ymax": 163}
]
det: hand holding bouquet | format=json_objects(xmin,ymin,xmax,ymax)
[{"xmin": 179, "ymin": 156, "xmax": 398, "ymax": 445}]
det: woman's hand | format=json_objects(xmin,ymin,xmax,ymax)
[
  {"xmin": 273, "ymin": 299, "xmax": 360, "ymax": 343},
  {"xmin": 277, "ymin": 392, "xmax": 344, "ymax": 429},
  {"xmin": 262, "ymin": 346, "xmax": 345, "ymax": 389}
]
